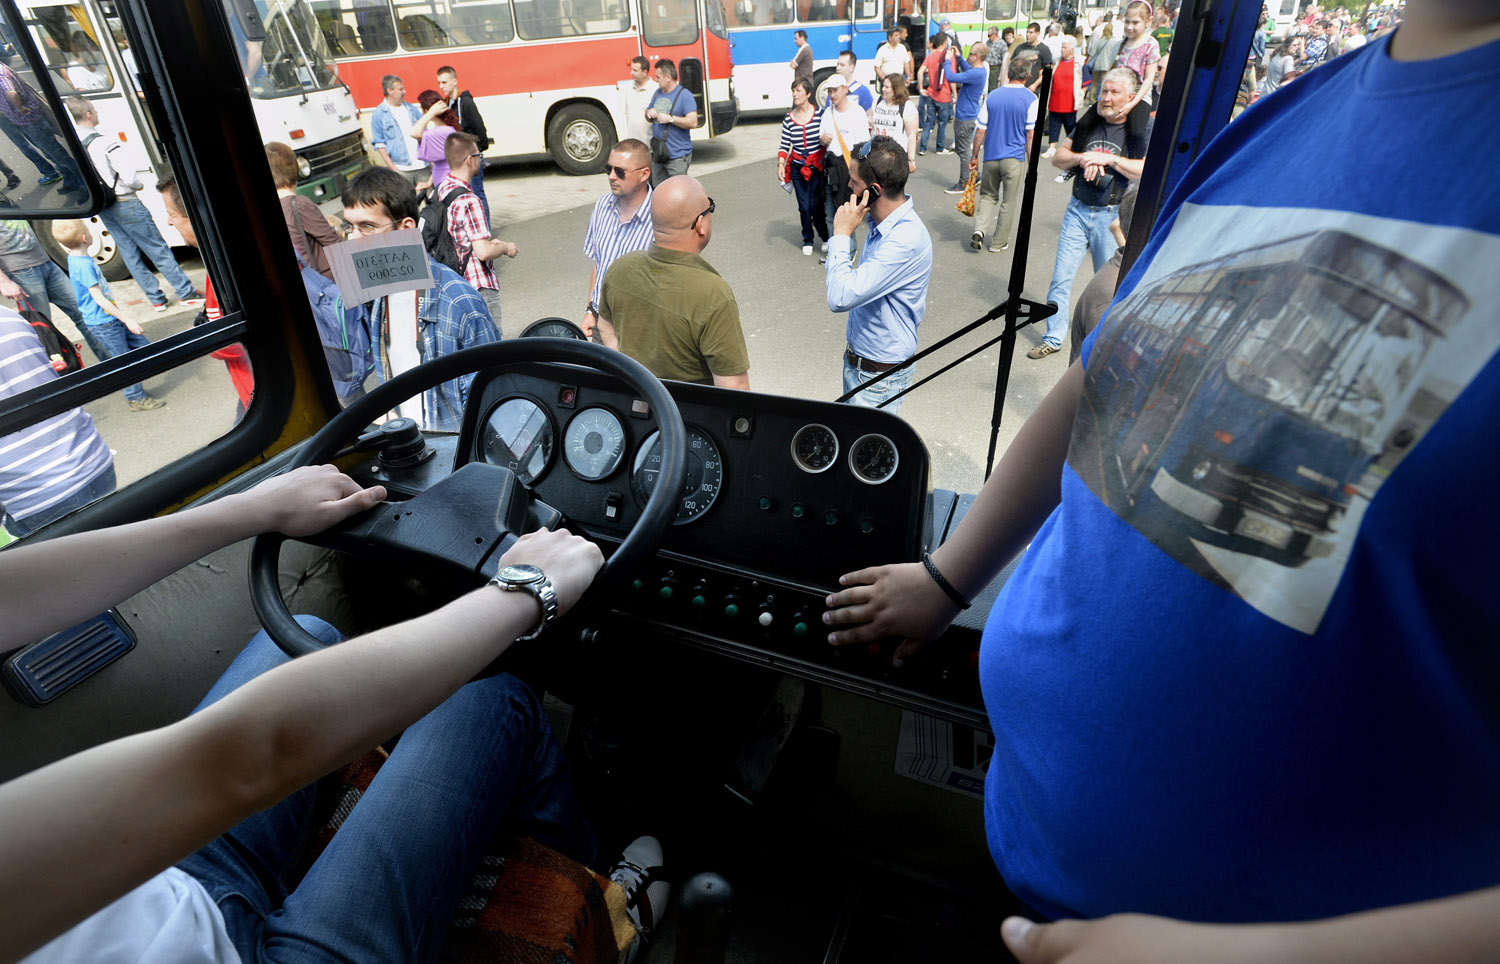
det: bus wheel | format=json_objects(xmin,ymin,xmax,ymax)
[
  {"xmin": 548, "ymin": 104, "xmax": 613, "ymax": 176},
  {"xmin": 38, "ymin": 218, "xmax": 131, "ymax": 282}
]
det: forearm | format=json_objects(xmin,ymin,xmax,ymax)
[
  {"xmin": 1109, "ymin": 154, "xmax": 1145, "ymax": 179},
  {"xmin": 930, "ymin": 362, "xmax": 1083, "ymax": 600},
  {"xmin": 1053, "ymin": 142, "xmax": 1082, "ymax": 169},
  {"xmin": 1279, "ymin": 887, "xmax": 1500, "ymax": 964},
  {"xmin": 597, "ymin": 317, "xmax": 619, "ymax": 349},
  {"xmin": 377, "ymin": 146, "xmax": 395, "ymax": 168},
  {"xmin": 88, "ymin": 289, "xmax": 127, "ymax": 321},
  {"xmin": 470, "ymin": 237, "xmax": 508, "ymax": 261}
]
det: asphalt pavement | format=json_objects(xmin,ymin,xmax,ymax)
[{"xmin": 76, "ymin": 115, "xmax": 1089, "ymax": 497}]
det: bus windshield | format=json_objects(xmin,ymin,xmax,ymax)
[{"xmin": 237, "ymin": 0, "xmax": 343, "ymax": 97}]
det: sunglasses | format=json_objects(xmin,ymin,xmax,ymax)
[
  {"xmin": 609, "ymin": 164, "xmax": 647, "ymax": 178},
  {"xmin": 693, "ymin": 197, "xmax": 715, "ymax": 226}
]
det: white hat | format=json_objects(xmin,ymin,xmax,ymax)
[{"xmin": 827, "ymin": 74, "xmax": 848, "ymax": 87}]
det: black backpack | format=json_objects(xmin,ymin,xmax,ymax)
[
  {"xmin": 418, "ymin": 184, "xmax": 473, "ymax": 276},
  {"xmin": 18, "ymin": 298, "xmax": 82, "ymax": 374}
]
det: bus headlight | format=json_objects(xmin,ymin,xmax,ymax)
[
  {"xmin": 297, "ymin": 156, "xmax": 312, "ymax": 179},
  {"xmin": 1191, "ymin": 460, "xmax": 1212, "ymax": 482}
]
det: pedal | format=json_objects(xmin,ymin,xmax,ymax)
[{"xmin": 2, "ymin": 611, "xmax": 136, "ymax": 707}]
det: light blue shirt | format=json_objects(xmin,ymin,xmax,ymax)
[
  {"xmin": 825, "ymin": 196, "xmax": 933, "ymax": 363},
  {"xmin": 370, "ymin": 100, "xmax": 422, "ymax": 166}
]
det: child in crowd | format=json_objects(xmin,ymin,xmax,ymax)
[{"xmin": 52, "ymin": 219, "xmax": 165, "ymax": 411}]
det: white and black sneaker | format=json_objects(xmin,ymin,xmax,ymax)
[{"xmin": 610, "ymin": 835, "xmax": 670, "ymax": 964}]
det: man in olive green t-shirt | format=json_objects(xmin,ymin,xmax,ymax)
[{"xmin": 598, "ymin": 175, "xmax": 751, "ymax": 389}]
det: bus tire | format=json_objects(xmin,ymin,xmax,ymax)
[
  {"xmin": 812, "ymin": 67, "xmax": 838, "ymax": 109},
  {"xmin": 548, "ymin": 104, "xmax": 613, "ymax": 176},
  {"xmin": 37, "ymin": 218, "xmax": 132, "ymax": 282}
]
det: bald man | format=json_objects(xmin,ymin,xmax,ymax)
[{"xmin": 597, "ymin": 175, "xmax": 750, "ymax": 389}]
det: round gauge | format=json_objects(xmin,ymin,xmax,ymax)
[
  {"xmin": 519, "ymin": 317, "xmax": 588, "ymax": 340},
  {"xmin": 848, "ymin": 433, "xmax": 899, "ymax": 485},
  {"xmin": 790, "ymin": 423, "xmax": 839, "ymax": 474},
  {"xmin": 481, "ymin": 396, "xmax": 554, "ymax": 485},
  {"xmin": 631, "ymin": 426, "xmax": 724, "ymax": 525},
  {"xmin": 563, "ymin": 407, "xmax": 627, "ymax": 481}
]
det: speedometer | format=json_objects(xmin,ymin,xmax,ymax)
[
  {"xmin": 848, "ymin": 433, "xmax": 898, "ymax": 485},
  {"xmin": 481, "ymin": 396, "xmax": 554, "ymax": 485},
  {"xmin": 790, "ymin": 423, "xmax": 838, "ymax": 473},
  {"xmin": 631, "ymin": 426, "xmax": 723, "ymax": 525},
  {"xmin": 563, "ymin": 407, "xmax": 626, "ymax": 481}
]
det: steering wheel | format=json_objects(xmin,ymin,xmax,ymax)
[{"xmin": 250, "ymin": 339, "xmax": 686, "ymax": 657}]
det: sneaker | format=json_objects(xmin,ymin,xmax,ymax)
[
  {"xmin": 1027, "ymin": 343, "xmax": 1060, "ymax": 360},
  {"xmin": 152, "ymin": 302, "xmax": 168, "ymax": 313},
  {"xmin": 989, "ymin": 240, "xmax": 1009, "ymax": 252},
  {"xmin": 917, "ymin": 148, "xmax": 926, "ymax": 156},
  {"xmin": 4, "ymin": 174, "xmax": 18, "ymax": 190},
  {"xmin": 1054, "ymin": 172, "xmax": 1070, "ymax": 183},
  {"xmin": 802, "ymin": 244, "xmax": 813, "ymax": 256},
  {"xmin": 944, "ymin": 184, "xmax": 964, "ymax": 194},
  {"xmin": 970, "ymin": 230, "xmax": 984, "ymax": 251},
  {"xmin": 1041, "ymin": 146, "xmax": 1057, "ymax": 159},
  {"xmin": 610, "ymin": 836, "xmax": 670, "ymax": 964},
  {"xmin": 37, "ymin": 172, "xmax": 61, "ymax": 186},
  {"xmin": 128, "ymin": 395, "xmax": 167, "ymax": 411},
  {"xmin": 935, "ymin": 147, "xmax": 950, "ymax": 154},
  {"xmin": 820, "ymin": 241, "xmax": 829, "ymax": 253},
  {"xmin": 178, "ymin": 291, "xmax": 207, "ymax": 308}
]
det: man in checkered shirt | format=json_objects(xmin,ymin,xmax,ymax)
[{"xmin": 435, "ymin": 132, "xmax": 518, "ymax": 335}]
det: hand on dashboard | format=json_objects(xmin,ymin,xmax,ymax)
[
  {"xmin": 496, "ymin": 527, "xmax": 603, "ymax": 615},
  {"xmin": 823, "ymin": 561, "xmax": 961, "ymax": 666},
  {"xmin": 240, "ymin": 464, "xmax": 387, "ymax": 538}
]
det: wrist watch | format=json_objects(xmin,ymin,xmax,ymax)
[{"xmin": 489, "ymin": 564, "xmax": 560, "ymax": 641}]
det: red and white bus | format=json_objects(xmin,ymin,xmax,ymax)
[{"xmin": 312, "ymin": 0, "xmax": 738, "ymax": 175}]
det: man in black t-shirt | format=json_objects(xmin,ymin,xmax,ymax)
[
  {"xmin": 1012, "ymin": 22, "xmax": 1054, "ymax": 94},
  {"xmin": 1031, "ymin": 67, "xmax": 1150, "ymax": 359}
]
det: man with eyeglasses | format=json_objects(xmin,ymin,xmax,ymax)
[
  {"xmin": 581, "ymin": 139, "xmax": 654, "ymax": 339},
  {"xmin": 433, "ymin": 132, "xmax": 518, "ymax": 334},
  {"xmin": 597, "ymin": 175, "xmax": 750, "ymax": 390},
  {"xmin": 622, "ymin": 56, "xmax": 656, "ymax": 144},
  {"xmin": 342, "ymin": 166, "xmax": 500, "ymax": 431}
]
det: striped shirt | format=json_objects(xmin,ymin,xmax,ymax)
[
  {"xmin": 583, "ymin": 187, "xmax": 654, "ymax": 307},
  {"xmin": 0, "ymin": 311, "xmax": 111, "ymax": 524},
  {"xmin": 778, "ymin": 109, "xmax": 824, "ymax": 168}
]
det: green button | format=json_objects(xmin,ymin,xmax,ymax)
[
  {"xmin": 759, "ymin": 496, "xmax": 772, "ymax": 510},
  {"xmin": 791, "ymin": 503, "xmax": 804, "ymax": 518},
  {"xmin": 631, "ymin": 579, "xmax": 643, "ymax": 591},
  {"xmin": 692, "ymin": 594, "xmax": 707, "ymax": 608},
  {"xmin": 793, "ymin": 621, "xmax": 808, "ymax": 636},
  {"xmin": 860, "ymin": 519, "xmax": 874, "ymax": 534},
  {"xmin": 824, "ymin": 510, "xmax": 838, "ymax": 525},
  {"xmin": 724, "ymin": 603, "xmax": 739, "ymax": 618},
  {"xmin": 659, "ymin": 585, "xmax": 673, "ymax": 600}
]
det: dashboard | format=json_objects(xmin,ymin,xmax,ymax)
[{"xmin": 353, "ymin": 362, "xmax": 990, "ymax": 728}]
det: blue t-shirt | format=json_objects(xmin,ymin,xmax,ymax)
[
  {"xmin": 651, "ymin": 84, "xmax": 694, "ymax": 159},
  {"xmin": 981, "ymin": 31, "xmax": 1500, "ymax": 925},
  {"xmin": 67, "ymin": 254, "xmax": 114, "ymax": 327}
]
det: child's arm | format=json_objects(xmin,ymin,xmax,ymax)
[{"xmin": 88, "ymin": 284, "xmax": 140, "ymax": 334}]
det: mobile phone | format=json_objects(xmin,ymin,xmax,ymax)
[{"xmin": 858, "ymin": 183, "xmax": 882, "ymax": 206}]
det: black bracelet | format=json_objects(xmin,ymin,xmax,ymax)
[{"xmin": 921, "ymin": 551, "xmax": 971, "ymax": 610}]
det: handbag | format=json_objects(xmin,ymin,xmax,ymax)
[
  {"xmin": 17, "ymin": 296, "xmax": 83, "ymax": 374},
  {"xmin": 650, "ymin": 85, "xmax": 686, "ymax": 164},
  {"xmin": 956, "ymin": 169, "xmax": 978, "ymax": 217}
]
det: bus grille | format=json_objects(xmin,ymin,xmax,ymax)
[
  {"xmin": 1192, "ymin": 454, "xmax": 1339, "ymax": 533},
  {"xmin": 299, "ymin": 130, "xmax": 367, "ymax": 178}
]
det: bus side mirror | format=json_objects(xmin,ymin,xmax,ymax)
[{"xmin": 227, "ymin": 0, "xmax": 268, "ymax": 42}]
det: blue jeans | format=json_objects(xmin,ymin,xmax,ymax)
[
  {"xmin": 86, "ymin": 318, "xmax": 150, "ymax": 400},
  {"xmin": 97, "ymin": 198, "xmax": 197, "ymax": 304},
  {"xmin": 792, "ymin": 170, "xmax": 828, "ymax": 245},
  {"xmin": 842, "ymin": 355, "xmax": 915, "ymax": 414},
  {"xmin": 6, "ymin": 465, "xmax": 116, "ymax": 536},
  {"xmin": 1043, "ymin": 196, "xmax": 1118, "ymax": 348},
  {"xmin": 178, "ymin": 623, "xmax": 596, "ymax": 964},
  {"xmin": 6, "ymin": 260, "xmax": 106, "ymax": 360},
  {"xmin": 472, "ymin": 162, "xmax": 490, "ymax": 224},
  {"xmin": 0, "ymin": 111, "xmax": 84, "ymax": 190},
  {"xmin": 920, "ymin": 99, "xmax": 953, "ymax": 152}
]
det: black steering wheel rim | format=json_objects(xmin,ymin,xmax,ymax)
[{"xmin": 250, "ymin": 339, "xmax": 687, "ymax": 656}]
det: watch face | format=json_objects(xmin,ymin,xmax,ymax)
[{"xmin": 498, "ymin": 564, "xmax": 544, "ymax": 584}]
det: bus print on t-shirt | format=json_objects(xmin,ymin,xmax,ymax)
[{"xmin": 1069, "ymin": 203, "xmax": 1500, "ymax": 634}]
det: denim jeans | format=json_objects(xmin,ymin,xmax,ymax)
[
  {"xmin": 6, "ymin": 465, "xmax": 115, "ymax": 536},
  {"xmin": 791, "ymin": 170, "xmax": 828, "ymax": 245},
  {"xmin": 842, "ymin": 355, "xmax": 915, "ymax": 414},
  {"xmin": 7, "ymin": 259, "xmax": 104, "ymax": 358},
  {"xmin": 919, "ymin": 99, "xmax": 953, "ymax": 152},
  {"xmin": 178, "ymin": 622, "xmax": 596, "ymax": 964},
  {"xmin": 1043, "ymin": 196, "xmax": 1117, "ymax": 348},
  {"xmin": 0, "ymin": 111, "xmax": 84, "ymax": 190},
  {"xmin": 97, "ymin": 198, "xmax": 197, "ymax": 304},
  {"xmin": 87, "ymin": 318, "xmax": 150, "ymax": 400},
  {"xmin": 1046, "ymin": 111, "xmax": 1077, "ymax": 144},
  {"xmin": 471, "ymin": 163, "xmax": 490, "ymax": 224}
]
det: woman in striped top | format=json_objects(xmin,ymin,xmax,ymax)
[{"xmin": 776, "ymin": 78, "xmax": 828, "ymax": 256}]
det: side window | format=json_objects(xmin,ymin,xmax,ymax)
[
  {"xmin": 393, "ymin": 0, "xmax": 453, "ymax": 48},
  {"xmin": 388, "ymin": 0, "xmax": 514, "ymax": 46},
  {"xmin": 725, "ymin": 0, "xmax": 786, "ymax": 28},
  {"xmin": 796, "ymin": 0, "xmax": 847, "ymax": 25},
  {"xmin": 15, "ymin": 2, "xmax": 114, "ymax": 93},
  {"xmin": 518, "ymin": 0, "xmax": 630, "ymax": 41},
  {"xmin": 308, "ymin": 0, "xmax": 400, "ymax": 55},
  {"xmin": 936, "ymin": 0, "xmax": 976, "ymax": 13}
]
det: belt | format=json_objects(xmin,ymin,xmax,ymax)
[{"xmin": 845, "ymin": 349, "xmax": 901, "ymax": 373}]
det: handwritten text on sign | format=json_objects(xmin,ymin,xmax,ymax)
[{"xmin": 327, "ymin": 228, "xmax": 433, "ymax": 304}]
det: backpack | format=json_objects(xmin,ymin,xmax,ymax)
[
  {"xmin": 418, "ymin": 184, "xmax": 473, "ymax": 277},
  {"xmin": 80, "ymin": 132, "xmax": 118, "ymax": 205},
  {"xmin": 294, "ymin": 250, "xmax": 372, "ymax": 400},
  {"xmin": 18, "ymin": 298, "xmax": 83, "ymax": 374}
]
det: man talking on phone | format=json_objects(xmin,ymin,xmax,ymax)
[{"xmin": 825, "ymin": 138, "xmax": 932, "ymax": 414}]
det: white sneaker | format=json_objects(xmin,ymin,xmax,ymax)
[
  {"xmin": 610, "ymin": 836, "xmax": 670, "ymax": 964},
  {"xmin": 820, "ymin": 241, "xmax": 829, "ymax": 253},
  {"xmin": 1054, "ymin": 172, "xmax": 1070, "ymax": 183},
  {"xmin": 1041, "ymin": 146, "xmax": 1056, "ymax": 159},
  {"xmin": 802, "ymin": 244, "xmax": 813, "ymax": 256}
]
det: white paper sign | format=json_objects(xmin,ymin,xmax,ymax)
[{"xmin": 326, "ymin": 228, "xmax": 434, "ymax": 304}]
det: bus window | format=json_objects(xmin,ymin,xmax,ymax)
[
  {"xmin": 515, "ymin": 0, "xmax": 628, "ymax": 41},
  {"xmin": 640, "ymin": 0, "xmax": 696, "ymax": 46},
  {"xmin": 795, "ymin": 0, "xmax": 846, "ymax": 25},
  {"xmin": 241, "ymin": 0, "xmax": 343, "ymax": 96},
  {"xmin": 308, "ymin": 0, "xmax": 399, "ymax": 54},
  {"xmin": 704, "ymin": 0, "xmax": 729, "ymax": 37},
  {"xmin": 389, "ymin": 0, "xmax": 514, "ymax": 46},
  {"xmin": 983, "ymin": 0, "xmax": 1018, "ymax": 22},
  {"xmin": 16, "ymin": 2, "xmax": 113, "ymax": 93},
  {"xmin": 934, "ymin": 0, "xmax": 976, "ymax": 15},
  {"xmin": 725, "ymin": 0, "xmax": 787, "ymax": 29}
]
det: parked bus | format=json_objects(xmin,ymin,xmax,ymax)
[
  {"xmin": 1080, "ymin": 229, "xmax": 1468, "ymax": 567},
  {"xmin": 316, "ymin": 0, "xmax": 738, "ymax": 175},
  {"xmin": 15, "ymin": 0, "xmax": 365, "ymax": 278},
  {"xmin": 726, "ymin": 0, "xmax": 1027, "ymax": 115}
]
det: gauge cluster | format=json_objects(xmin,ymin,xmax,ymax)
[{"xmin": 458, "ymin": 363, "xmax": 928, "ymax": 587}]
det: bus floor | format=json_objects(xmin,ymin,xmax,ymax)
[{"xmin": 551, "ymin": 638, "xmax": 1028, "ymax": 963}]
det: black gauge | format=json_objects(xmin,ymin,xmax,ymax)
[
  {"xmin": 848, "ymin": 433, "xmax": 899, "ymax": 485},
  {"xmin": 563, "ymin": 407, "xmax": 627, "ymax": 480},
  {"xmin": 631, "ymin": 426, "xmax": 723, "ymax": 525},
  {"xmin": 790, "ymin": 423, "xmax": 839, "ymax": 474},
  {"xmin": 519, "ymin": 317, "xmax": 588, "ymax": 340},
  {"xmin": 481, "ymin": 397, "xmax": 554, "ymax": 485}
]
